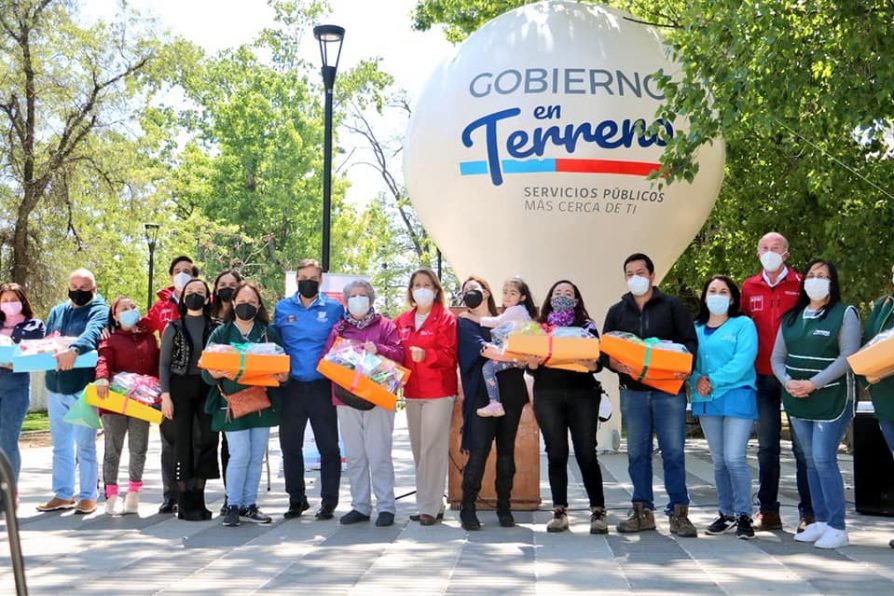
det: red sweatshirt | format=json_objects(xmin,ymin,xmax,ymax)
[
  {"xmin": 394, "ymin": 303, "xmax": 458, "ymax": 399},
  {"xmin": 143, "ymin": 287, "xmax": 179, "ymax": 336},
  {"xmin": 741, "ymin": 269, "xmax": 803, "ymax": 376}
]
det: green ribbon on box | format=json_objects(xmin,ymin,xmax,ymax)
[
  {"xmin": 636, "ymin": 337, "xmax": 661, "ymax": 381},
  {"xmin": 230, "ymin": 342, "xmax": 250, "ymax": 382}
]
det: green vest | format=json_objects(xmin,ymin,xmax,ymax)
[
  {"xmin": 781, "ymin": 302, "xmax": 853, "ymax": 420},
  {"xmin": 862, "ymin": 295, "xmax": 894, "ymax": 421}
]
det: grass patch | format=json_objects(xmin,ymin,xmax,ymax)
[{"xmin": 21, "ymin": 411, "xmax": 49, "ymax": 432}]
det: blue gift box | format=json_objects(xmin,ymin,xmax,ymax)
[
  {"xmin": 12, "ymin": 349, "xmax": 98, "ymax": 373},
  {"xmin": 0, "ymin": 345, "xmax": 17, "ymax": 364}
]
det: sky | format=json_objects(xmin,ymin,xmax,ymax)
[{"xmin": 80, "ymin": 0, "xmax": 456, "ymax": 205}]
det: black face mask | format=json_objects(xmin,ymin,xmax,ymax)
[
  {"xmin": 216, "ymin": 287, "xmax": 235, "ymax": 303},
  {"xmin": 462, "ymin": 290, "xmax": 483, "ymax": 309},
  {"xmin": 68, "ymin": 289, "xmax": 93, "ymax": 307},
  {"xmin": 234, "ymin": 303, "xmax": 258, "ymax": 321},
  {"xmin": 298, "ymin": 279, "xmax": 319, "ymax": 299},
  {"xmin": 184, "ymin": 293, "xmax": 206, "ymax": 311}
]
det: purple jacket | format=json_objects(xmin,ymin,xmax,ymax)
[{"xmin": 321, "ymin": 313, "xmax": 405, "ymax": 405}]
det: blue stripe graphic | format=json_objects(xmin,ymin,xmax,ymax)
[{"xmin": 459, "ymin": 159, "xmax": 557, "ymax": 176}]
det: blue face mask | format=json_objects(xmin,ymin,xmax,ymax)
[
  {"xmin": 119, "ymin": 309, "xmax": 140, "ymax": 329},
  {"xmin": 705, "ymin": 295, "xmax": 730, "ymax": 316}
]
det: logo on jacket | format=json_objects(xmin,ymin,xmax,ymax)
[
  {"xmin": 317, "ymin": 312, "xmax": 328, "ymax": 322},
  {"xmin": 749, "ymin": 296, "xmax": 764, "ymax": 312},
  {"xmin": 812, "ymin": 329, "xmax": 831, "ymax": 337}
]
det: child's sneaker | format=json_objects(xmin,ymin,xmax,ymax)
[
  {"xmin": 104, "ymin": 494, "xmax": 119, "ymax": 516},
  {"xmin": 477, "ymin": 401, "xmax": 505, "ymax": 417},
  {"xmin": 123, "ymin": 492, "xmax": 140, "ymax": 515}
]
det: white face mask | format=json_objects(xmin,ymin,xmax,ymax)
[
  {"xmin": 627, "ymin": 275, "xmax": 651, "ymax": 297},
  {"xmin": 891, "ymin": 272, "xmax": 894, "ymax": 287},
  {"xmin": 347, "ymin": 295, "xmax": 370, "ymax": 318},
  {"xmin": 412, "ymin": 287, "xmax": 435, "ymax": 307},
  {"xmin": 804, "ymin": 278, "xmax": 831, "ymax": 301},
  {"xmin": 706, "ymin": 295, "xmax": 730, "ymax": 316},
  {"xmin": 173, "ymin": 271, "xmax": 192, "ymax": 291},
  {"xmin": 759, "ymin": 251, "xmax": 784, "ymax": 273}
]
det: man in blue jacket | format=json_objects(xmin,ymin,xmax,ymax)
[
  {"xmin": 37, "ymin": 269, "xmax": 109, "ymax": 514},
  {"xmin": 274, "ymin": 259, "xmax": 344, "ymax": 520}
]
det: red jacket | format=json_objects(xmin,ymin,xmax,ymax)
[
  {"xmin": 394, "ymin": 303, "xmax": 458, "ymax": 399},
  {"xmin": 95, "ymin": 328, "xmax": 161, "ymax": 380},
  {"xmin": 144, "ymin": 287, "xmax": 179, "ymax": 336},
  {"xmin": 741, "ymin": 269, "xmax": 803, "ymax": 375}
]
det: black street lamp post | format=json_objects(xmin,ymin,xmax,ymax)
[
  {"xmin": 313, "ymin": 24, "xmax": 345, "ymax": 273},
  {"xmin": 144, "ymin": 223, "xmax": 160, "ymax": 311}
]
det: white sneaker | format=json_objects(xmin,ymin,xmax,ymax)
[
  {"xmin": 794, "ymin": 521, "xmax": 828, "ymax": 543},
  {"xmin": 123, "ymin": 492, "xmax": 140, "ymax": 515},
  {"xmin": 105, "ymin": 494, "xmax": 119, "ymax": 516},
  {"xmin": 477, "ymin": 402, "xmax": 505, "ymax": 417},
  {"xmin": 815, "ymin": 527, "xmax": 848, "ymax": 549}
]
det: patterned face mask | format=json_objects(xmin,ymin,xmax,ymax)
[{"xmin": 549, "ymin": 295, "xmax": 577, "ymax": 312}]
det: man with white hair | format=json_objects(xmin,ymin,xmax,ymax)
[
  {"xmin": 741, "ymin": 232, "xmax": 814, "ymax": 532},
  {"xmin": 36, "ymin": 269, "xmax": 109, "ymax": 514}
]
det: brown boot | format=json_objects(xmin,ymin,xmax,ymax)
[
  {"xmin": 797, "ymin": 514, "xmax": 816, "ymax": 534},
  {"xmin": 590, "ymin": 507, "xmax": 608, "ymax": 535},
  {"xmin": 753, "ymin": 510, "xmax": 783, "ymax": 531},
  {"xmin": 669, "ymin": 504, "xmax": 697, "ymax": 538},
  {"xmin": 616, "ymin": 502, "xmax": 656, "ymax": 533}
]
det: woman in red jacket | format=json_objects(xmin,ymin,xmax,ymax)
[
  {"xmin": 95, "ymin": 296, "xmax": 161, "ymax": 515},
  {"xmin": 394, "ymin": 268, "xmax": 457, "ymax": 525}
]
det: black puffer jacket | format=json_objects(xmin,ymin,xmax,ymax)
[{"xmin": 601, "ymin": 288, "xmax": 698, "ymax": 392}]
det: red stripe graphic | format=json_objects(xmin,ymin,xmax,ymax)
[{"xmin": 555, "ymin": 158, "xmax": 660, "ymax": 176}]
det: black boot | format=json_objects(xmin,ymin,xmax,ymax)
[
  {"xmin": 496, "ymin": 495, "xmax": 515, "ymax": 528},
  {"xmin": 176, "ymin": 481, "xmax": 190, "ymax": 521},
  {"xmin": 459, "ymin": 506, "xmax": 481, "ymax": 531},
  {"xmin": 192, "ymin": 479, "xmax": 212, "ymax": 520}
]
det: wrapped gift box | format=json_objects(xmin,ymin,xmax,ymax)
[
  {"xmin": 601, "ymin": 332, "xmax": 693, "ymax": 395},
  {"xmin": 0, "ymin": 344, "xmax": 17, "ymax": 364},
  {"xmin": 316, "ymin": 339, "xmax": 410, "ymax": 410},
  {"xmin": 504, "ymin": 333, "xmax": 600, "ymax": 362},
  {"xmin": 849, "ymin": 330, "xmax": 894, "ymax": 380},
  {"xmin": 317, "ymin": 360, "xmax": 402, "ymax": 410},
  {"xmin": 12, "ymin": 349, "xmax": 98, "ymax": 373},
  {"xmin": 84, "ymin": 384, "xmax": 163, "ymax": 425},
  {"xmin": 197, "ymin": 346, "xmax": 290, "ymax": 387}
]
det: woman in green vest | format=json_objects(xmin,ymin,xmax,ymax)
[
  {"xmin": 203, "ymin": 281, "xmax": 287, "ymax": 528},
  {"xmin": 861, "ymin": 266, "xmax": 894, "ymax": 550},
  {"xmin": 771, "ymin": 259, "xmax": 860, "ymax": 550}
]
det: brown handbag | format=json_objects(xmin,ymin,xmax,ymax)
[{"xmin": 218, "ymin": 384, "xmax": 271, "ymax": 420}]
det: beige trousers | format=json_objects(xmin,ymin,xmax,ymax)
[{"xmin": 405, "ymin": 396, "xmax": 456, "ymax": 516}]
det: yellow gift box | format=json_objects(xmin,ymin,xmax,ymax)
[{"xmin": 84, "ymin": 384, "xmax": 163, "ymax": 425}]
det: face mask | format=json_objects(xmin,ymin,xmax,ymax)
[
  {"xmin": 347, "ymin": 295, "xmax": 370, "ymax": 318},
  {"xmin": 216, "ymin": 287, "xmax": 235, "ymax": 303},
  {"xmin": 234, "ymin": 303, "xmax": 258, "ymax": 321},
  {"xmin": 118, "ymin": 309, "xmax": 140, "ymax": 328},
  {"xmin": 0, "ymin": 301, "xmax": 23, "ymax": 317},
  {"xmin": 804, "ymin": 278, "xmax": 830, "ymax": 301},
  {"xmin": 412, "ymin": 287, "xmax": 435, "ymax": 307},
  {"xmin": 462, "ymin": 289, "xmax": 483, "ymax": 309},
  {"xmin": 891, "ymin": 273, "xmax": 894, "ymax": 287},
  {"xmin": 549, "ymin": 294, "xmax": 577, "ymax": 312},
  {"xmin": 184, "ymin": 293, "xmax": 206, "ymax": 311},
  {"xmin": 68, "ymin": 289, "xmax": 93, "ymax": 307},
  {"xmin": 627, "ymin": 275, "xmax": 651, "ymax": 297},
  {"xmin": 173, "ymin": 271, "xmax": 192, "ymax": 291},
  {"xmin": 705, "ymin": 295, "xmax": 730, "ymax": 316},
  {"xmin": 760, "ymin": 251, "xmax": 784, "ymax": 273},
  {"xmin": 298, "ymin": 279, "xmax": 319, "ymax": 299}
]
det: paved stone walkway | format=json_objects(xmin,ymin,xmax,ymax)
[{"xmin": 2, "ymin": 413, "xmax": 893, "ymax": 594}]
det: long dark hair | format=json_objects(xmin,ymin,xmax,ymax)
[
  {"xmin": 783, "ymin": 259, "xmax": 842, "ymax": 326},
  {"xmin": 0, "ymin": 282, "xmax": 35, "ymax": 323},
  {"xmin": 229, "ymin": 281, "xmax": 270, "ymax": 325},
  {"xmin": 695, "ymin": 275, "xmax": 742, "ymax": 325},
  {"xmin": 210, "ymin": 269, "xmax": 243, "ymax": 320},
  {"xmin": 178, "ymin": 278, "xmax": 213, "ymax": 318},
  {"xmin": 461, "ymin": 276, "xmax": 498, "ymax": 316},
  {"xmin": 538, "ymin": 279, "xmax": 591, "ymax": 326},
  {"xmin": 505, "ymin": 277, "xmax": 538, "ymax": 319}
]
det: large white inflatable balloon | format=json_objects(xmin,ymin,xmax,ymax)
[{"xmin": 404, "ymin": 1, "xmax": 724, "ymax": 447}]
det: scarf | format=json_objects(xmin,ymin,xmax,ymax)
[
  {"xmin": 344, "ymin": 308, "xmax": 377, "ymax": 330},
  {"xmin": 547, "ymin": 308, "xmax": 575, "ymax": 327}
]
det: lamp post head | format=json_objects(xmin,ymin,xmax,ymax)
[
  {"xmin": 144, "ymin": 223, "xmax": 160, "ymax": 250},
  {"xmin": 313, "ymin": 24, "xmax": 345, "ymax": 90}
]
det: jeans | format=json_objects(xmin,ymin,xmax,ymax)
[
  {"xmin": 224, "ymin": 427, "xmax": 270, "ymax": 509},
  {"xmin": 534, "ymin": 385, "xmax": 605, "ymax": 508},
  {"xmin": 699, "ymin": 415, "xmax": 754, "ymax": 517},
  {"xmin": 755, "ymin": 374, "xmax": 813, "ymax": 516},
  {"xmin": 0, "ymin": 372, "xmax": 30, "ymax": 482},
  {"xmin": 880, "ymin": 420, "xmax": 894, "ymax": 454},
  {"xmin": 279, "ymin": 379, "xmax": 341, "ymax": 508},
  {"xmin": 788, "ymin": 403, "xmax": 854, "ymax": 530},
  {"xmin": 47, "ymin": 391, "xmax": 98, "ymax": 501},
  {"xmin": 620, "ymin": 389, "xmax": 689, "ymax": 513},
  {"xmin": 462, "ymin": 369, "xmax": 528, "ymax": 511}
]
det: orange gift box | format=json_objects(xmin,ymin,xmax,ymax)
[
  {"xmin": 316, "ymin": 359, "xmax": 407, "ymax": 410},
  {"xmin": 601, "ymin": 333, "xmax": 693, "ymax": 395},
  {"xmin": 197, "ymin": 351, "xmax": 290, "ymax": 386},
  {"xmin": 504, "ymin": 334, "xmax": 600, "ymax": 362},
  {"xmin": 848, "ymin": 331, "xmax": 894, "ymax": 379}
]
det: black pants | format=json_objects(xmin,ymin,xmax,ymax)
[
  {"xmin": 279, "ymin": 379, "xmax": 341, "ymax": 508},
  {"xmin": 461, "ymin": 368, "xmax": 528, "ymax": 511},
  {"xmin": 160, "ymin": 424, "xmax": 176, "ymax": 501},
  {"xmin": 160, "ymin": 375, "xmax": 219, "ymax": 483},
  {"xmin": 533, "ymin": 385, "xmax": 605, "ymax": 508}
]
